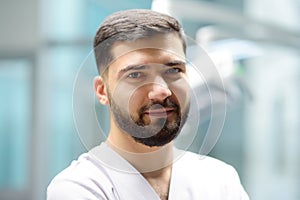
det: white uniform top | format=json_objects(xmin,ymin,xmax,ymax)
[{"xmin": 47, "ymin": 143, "xmax": 249, "ymax": 200}]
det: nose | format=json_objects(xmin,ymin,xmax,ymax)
[{"xmin": 148, "ymin": 77, "xmax": 172, "ymax": 102}]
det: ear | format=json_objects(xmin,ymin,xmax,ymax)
[{"xmin": 94, "ymin": 76, "xmax": 109, "ymax": 105}]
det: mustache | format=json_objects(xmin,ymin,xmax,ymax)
[{"xmin": 139, "ymin": 98, "xmax": 179, "ymax": 113}]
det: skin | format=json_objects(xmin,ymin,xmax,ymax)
[
  {"xmin": 94, "ymin": 32, "xmax": 189, "ymax": 153},
  {"xmin": 94, "ymin": 33, "xmax": 190, "ymax": 199}
]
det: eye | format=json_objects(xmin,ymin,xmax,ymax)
[
  {"xmin": 165, "ymin": 68, "xmax": 182, "ymax": 74},
  {"xmin": 128, "ymin": 72, "xmax": 143, "ymax": 78}
]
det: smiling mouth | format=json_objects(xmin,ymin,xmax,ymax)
[{"xmin": 144, "ymin": 108, "xmax": 175, "ymax": 118}]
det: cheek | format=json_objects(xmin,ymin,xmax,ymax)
[
  {"xmin": 170, "ymin": 79, "xmax": 190, "ymax": 108},
  {"xmin": 111, "ymin": 82, "xmax": 146, "ymax": 114},
  {"xmin": 109, "ymin": 82, "xmax": 132, "ymax": 109},
  {"xmin": 128, "ymin": 89, "xmax": 147, "ymax": 114}
]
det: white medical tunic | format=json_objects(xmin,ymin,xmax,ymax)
[{"xmin": 47, "ymin": 143, "xmax": 249, "ymax": 200}]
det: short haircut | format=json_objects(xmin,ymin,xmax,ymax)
[{"xmin": 93, "ymin": 9, "xmax": 186, "ymax": 76}]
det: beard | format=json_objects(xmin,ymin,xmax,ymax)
[{"xmin": 109, "ymin": 96, "xmax": 189, "ymax": 147}]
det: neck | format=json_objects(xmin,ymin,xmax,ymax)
[
  {"xmin": 106, "ymin": 130, "xmax": 174, "ymax": 173},
  {"xmin": 107, "ymin": 127, "xmax": 174, "ymax": 199}
]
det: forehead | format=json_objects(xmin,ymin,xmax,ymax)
[{"xmin": 110, "ymin": 33, "xmax": 185, "ymax": 66}]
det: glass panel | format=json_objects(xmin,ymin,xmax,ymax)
[
  {"xmin": 0, "ymin": 59, "xmax": 31, "ymax": 189},
  {"xmin": 242, "ymin": 44, "xmax": 300, "ymax": 200},
  {"xmin": 40, "ymin": 46, "xmax": 90, "ymax": 179}
]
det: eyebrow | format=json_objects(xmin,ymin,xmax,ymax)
[
  {"xmin": 164, "ymin": 60, "xmax": 186, "ymax": 67},
  {"xmin": 119, "ymin": 65, "xmax": 149, "ymax": 74},
  {"xmin": 117, "ymin": 60, "xmax": 186, "ymax": 78}
]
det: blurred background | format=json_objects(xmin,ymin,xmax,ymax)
[{"xmin": 0, "ymin": 0, "xmax": 300, "ymax": 199}]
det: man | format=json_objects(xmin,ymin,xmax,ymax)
[{"xmin": 47, "ymin": 9, "xmax": 249, "ymax": 200}]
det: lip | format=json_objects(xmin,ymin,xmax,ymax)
[{"xmin": 144, "ymin": 108, "xmax": 175, "ymax": 118}]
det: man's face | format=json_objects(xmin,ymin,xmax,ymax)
[{"xmin": 106, "ymin": 33, "xmax": 190, "ymax": 147}]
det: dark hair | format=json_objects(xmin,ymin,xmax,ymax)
[{"xmin": 93, "ymin": 9, "xmax": 186, "ymax": 76}]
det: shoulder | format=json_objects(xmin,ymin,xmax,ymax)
[
  {"xmin": 176, "ymin": 150, "xmax": 236, "ymax": 172},
  {"xmin": 47, "ymin": 153, "xmax": 113, "ymax": 200},
  {"xmin": 178, "ymin": 150, "xmax": 242, "ymax": 180},
  {"xmin": 173, "ymin": 150, "xmax": 249, "ymax": 199}
]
